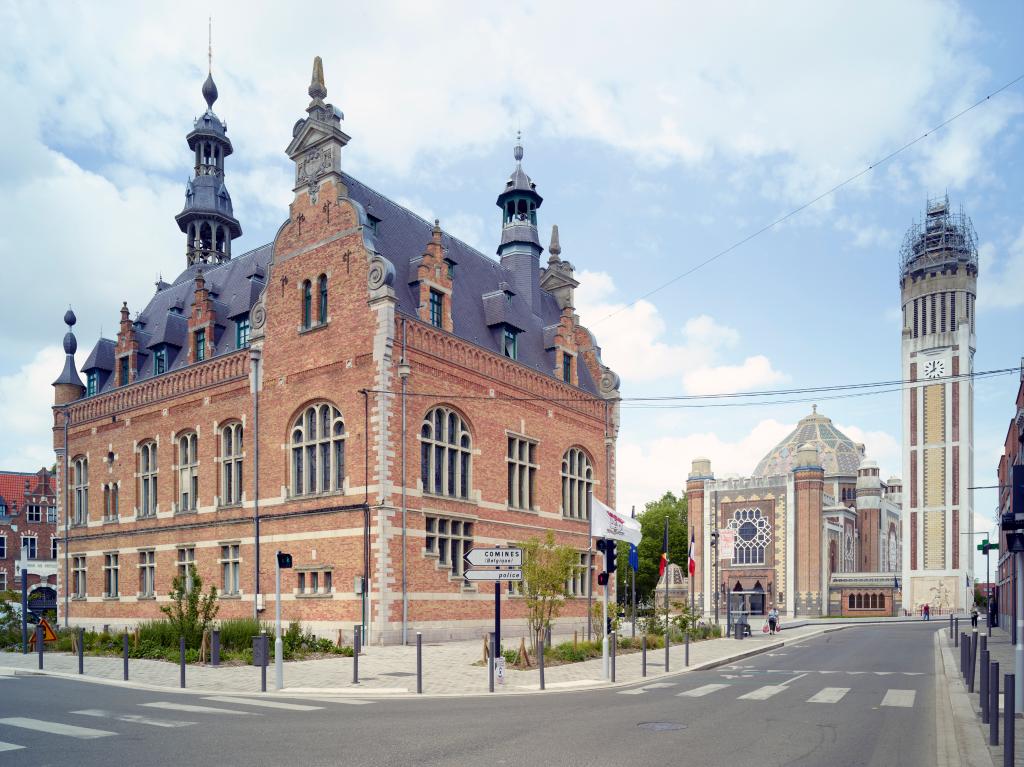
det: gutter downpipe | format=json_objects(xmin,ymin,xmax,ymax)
[
  {"xmin": 399, "ymin": 319, "xmax": 410, "ymax": 645},
  {"xmin": 251, "ymin": 348, "xmax": 261, "ymax": 619}
]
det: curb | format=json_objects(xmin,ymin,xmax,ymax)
[
  {"xmin": 0, "ymin": 624, "xmax": 853, "ymax": 701},
  {"xmin": 934, "ymin": 629, "xmax": 996, "ymax": 766}
]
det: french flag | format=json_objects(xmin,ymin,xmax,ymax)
[{"xmin": 688, "ymin": 530, "xmax": 696, "ymax": 578}]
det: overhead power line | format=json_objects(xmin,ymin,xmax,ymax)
[{"xmin": 596, "ymin": 72, "xmax": 1024, "ymax": 325}]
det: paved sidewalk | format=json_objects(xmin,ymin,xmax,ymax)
[{"xmin": 1, "ymin": 623, "xmax": 832, "ymax": 697}]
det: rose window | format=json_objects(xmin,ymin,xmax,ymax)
[{"xmin": 727, "ymin": 508, "xmax": 771, "ymax": 565}]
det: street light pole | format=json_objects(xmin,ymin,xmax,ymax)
[{"xmin": 275, "ymin": 552, "xmax": 283, "ymax": 691}]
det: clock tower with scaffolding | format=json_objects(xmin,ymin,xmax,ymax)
[{"xmin": 899, "ymin": 195, "xmax": 978, "ymax": 614}]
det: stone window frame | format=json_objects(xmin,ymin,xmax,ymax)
[
  {"xmin": 219, "ymin": 542, "xmax": 241, "ymax": 596},
  {"xmin": 317, "ymin": 273, "xmax": 329, "ymax": 325},
  {"xmin": 176, "ymin": 546, "xmax": 196, "ymax": 593},
  {"xmin": 21, "ymin": 535, "xmax": 37, "ymax": 560},
  {"xmin": 289, "ymin": 402, "xmax": 346, "ymax": 497},
  {"xmin": 26, "ymin": 505, "xmax": 42, "ymax": 523},
  {"xmin": 50, "ymin": 538, "xmax": 58, "ymax": 560},
  {"xmin": 296, "ymin": 566, "xmax": 334, "ymax": 598},
  {"xmin": 506, "ymin": 433, "xmax": 538, "ymax": 512},
  {"xmin": 176, "ymin": 432, "xmax": 199, "ymax": 513},
  {"xmin": 419, "ymin": 406, "xmax": 472, "ymax": 500},
  {"xmin": 0, "ymin": 535, "xmax": 6, "ymax": 559},
  {"xmin": 72, "ymin": 456, "xmax": 89, "ymax": 526},
  {"xmin": 103, "ymin": 551, "xmax": 120, "ymax": 599},
  {"xmin": 428, "ymin": 289, "xmax": 443, "ymax": 328},
  {"xmin": 236, "ymin": 315, "xmax": 251, "ymax": 349},
  {"xmin": 424, "ymin": 514, "xmax": 474, "ymax": 578},
  {"xmin": 138, "ymin": 549, "xmax": 156, "ymax": 599},
  {"xmin": 566, "ymin": 550, "xmax": 593, "ymax": 597},
  {"xmin": 72, "ymin": 555, "xmax": 87, "ymax": 599},
  {"xmin": 727, "ymin": 508, "xmax": 772, "ymax": 566},
  {"xmin": 219, "ymin": 421, "xmax": 244, "ymax": 506},
  {"xmin": 561, "ymin": 446, "xmax": 594, "ymax": 521},
  {"xmin": 137, "ymin": 440, "xmax": 158, "ymax": 518},
  {"xmin": 301, "ymin": 279, "xmax": 313, "ymax": 330},
  {"xmin": 194, "ymin": 329, "xmax": 206, "ymax": 362},
  {"xmin": 102, "ymin": 482, "xmax": 119, "ymax": 522}
]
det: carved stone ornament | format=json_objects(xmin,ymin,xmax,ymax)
[
  {"xmin": 598, "ymin": 365, "xmax": 620, "ymax": 397},
  {"xmin": 250, "ymin": 297, "xmax": 267, "ymax": 331},
  {"xmin": 367, "ymin": 253, "xmax": 395, "ymax": 291}
]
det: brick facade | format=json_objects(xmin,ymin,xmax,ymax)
[{"xmin": 0, "ymin": 469, "xmax": 58, "ymax": 599}]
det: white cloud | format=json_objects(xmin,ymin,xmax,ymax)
[
  {"xmin": 836, "ymin": 424, "xmax": 901, "ymax": 480},
  {"xmin": 0, "ymin": 346, "xmax": 66, "ymax": 470},
  {"xmin": 979, "ymin": 227, "xmax": 1024, "ymax": 309},
  {"xmin": 616, "ymin": 419, "xmax": 794, "ymax": 513},
  {"xmin": 575, "ymin": 271, "xmax": 787, "ymax": 393}
]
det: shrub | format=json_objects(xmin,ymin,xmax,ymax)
[
  {"xmin": 160, "ymin": 564, "xmax": 218, "ymax": 649},
  {"xmin": 217, "ymin": 618, "xmax": 270, "ymax": 651}
]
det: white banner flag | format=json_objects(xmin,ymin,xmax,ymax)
[{"xmin": 592, "ymin": 498, "xmax": 642, "ymax": 546}]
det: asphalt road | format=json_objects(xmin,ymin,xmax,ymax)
[{"xmin": 0, "ymin": 622, "xmax": 941, "ymax": 767}]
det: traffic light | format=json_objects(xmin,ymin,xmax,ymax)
[
  {"xmin": 276, "ymin": 551, "xmax": 293, "ymax": 569},
  {"xmin": 606, "ymin": 540, "xmax": 618, "ymax": 573},
  {"xmin": 597, "ymin": 572, "xmax": 608, "ymax": 586},
  {"xmin": 710, "ymin": 531, "xmax": 719, "ymax": 548}
]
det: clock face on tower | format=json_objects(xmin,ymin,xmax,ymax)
[{"xmin": 923, "ymin": 359, "xmax": 946, "ymax": 379}]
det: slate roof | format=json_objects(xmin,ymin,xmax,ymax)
[{"xmin": 79, "ymin": 173, "xmax": 598, "ymax": 398}]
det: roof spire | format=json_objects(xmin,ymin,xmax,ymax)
[
  {"xmin": 208, "ymin": 17, "xmax": 212, "ymax": 74},
  {"xmin": 309, "ymin": 56, "xmax": 327, "ymax": 102},
  {"xmin": 513, "ymin": 130, "xmax": 524, "ymax": 163},
  {"xmin": 547, "ymin": 224, "xmax": 561, "ymax": 264},
  {"xmin": 201, "ymin": 17, "xmax": 218, "ymax": 109}
]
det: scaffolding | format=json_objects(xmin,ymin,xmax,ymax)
[{"xmin": 899, "ymin": 194, "xmax": 978, "ymax": 280}]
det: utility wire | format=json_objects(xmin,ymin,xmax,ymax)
[{"xmin": 596, "ymin": 72, "xmax": 1024, "ymax": 325}]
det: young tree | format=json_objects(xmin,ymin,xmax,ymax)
[
  {"xmin": 518, "ymin": 531, "xmax": 578, "ymax": 641},
  {"xmin": 160, "ymin": 564, "xmax": 219, "ymax": 648}
]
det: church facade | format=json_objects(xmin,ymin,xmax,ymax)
[
  {"xmin": 52, "ymin": 58, "xmax": 619, "ymax": 644},
  {"xmin": 687, "ymin": 407, "xmax": 902, "ymax": 619}
]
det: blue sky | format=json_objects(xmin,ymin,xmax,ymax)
[{"xmin": 1, "ymin": 1, "xmax": 1021, "ymax": 576}]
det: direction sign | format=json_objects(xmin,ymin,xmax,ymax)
[
  {"xmin": 464, "ymin": 547, "xmax": 523, "ymax": 568},
  {"xmin": 978, "ymin": 540, "xmax": 999, "ymax": 553},
  {"xmin": 463, "ymin": 569, "xmax": 523, "ymax": 582}
]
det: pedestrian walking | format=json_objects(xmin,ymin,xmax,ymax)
[
  {"xmin": 923, "ymin": 603, "xmax": 930, "ymax": 621},
  {"xmin": 971, "ymin": 606, "xmax": 979, "ymax": 628},
  {"xmin": 767, "ymin": 606, "xmax": 779, "ymax": 635}
]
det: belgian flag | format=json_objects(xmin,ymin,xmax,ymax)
[{"xmin": 659, "ymin": 516, "xmax": 669, "ymax": 577}]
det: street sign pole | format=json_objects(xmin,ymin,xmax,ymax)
[
  {"xmin": 602, "ymin": 547, "xmax": 609, "ymax": 680},
  {"xmin": 20, "ymin": 562, "xmax": 28, "ymax": 655},
  {"xmin": 495, "ymin": 581, "xmax": 501, "ymax": 659},
  {"xmin": 275, "ymin": 553, "xmax": 283, "ymax": 691}
]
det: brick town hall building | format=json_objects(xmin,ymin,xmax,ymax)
[{"xmin": 52, "ymin": 58, "xmax": 620, "ymax": 643}]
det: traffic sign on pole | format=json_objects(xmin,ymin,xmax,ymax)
[
  {"xmin": 464, "ymin": 569, "xmax": 523, "ymax": 582},
  {"xmin": 464, "ymin": 547, "xmax": 523, "ymax": 568}
]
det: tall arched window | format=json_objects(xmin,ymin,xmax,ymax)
[
  {"xmin": 221, "ymin": 423, "xmax": 243, "ymax": 505},
  {"xmin": 103, "ymin": 484, "xmax": 118, "ymax": 521},
  {"xmin": 72, "ymin": 457, "xmax": 88, "ymax": 526},
  {"xmin": 291, "ymin": 403, "xmax": 345, "ymax": 496},
  {"xmin": 848, "ymin": 594, "xmax": 855, "ymax": 609},
  {"xmin": 869, "ymin": 593, "xmax": 878, "ymax": 609},
  {"xmin": 301, "ymin": 280, "xmax": 312, "ymax": 329},
  {"xmin": 878, "ymin": 593, "xmax": 886, "ymax": 609},
  {"xmin": 855, "ymin": 593, "xmax": 863, "ymax": 609},
  {"xmin": 561, "ymin": 448, "xmax": 593, "ymax": 520},
  {"xmin": 317, "ymin": 274, "xmax": 328, "ymax": 325},
  {"xmin": 178, "ymin": 433, "xmax": 198, "ymax": 511},
  {"xmin": 138, "ymin": 441, "xmax": 157, "ymax": 518},
  {"xmin": 420, "ymin": 406, "xmax": 471, "ymax": 499}
]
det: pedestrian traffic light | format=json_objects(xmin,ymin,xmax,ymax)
[
  {"xmin": 606, "ymin": 540, "xmax": 617, "ymax": 573},
  {"xmin": 710, "ymin": 530, "xmax": 719, "ymax": 548},
  {"xmin": 276, "ymin": 551, "xmax": 293, "ymax": 569},
  {"xmin": 597, "ymin": 572, "xmax": 608, "ymax": 586}
]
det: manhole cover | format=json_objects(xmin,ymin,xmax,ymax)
[{"xmin": 637, "ymin": 722, "xmax": 687, "ymax": 732}]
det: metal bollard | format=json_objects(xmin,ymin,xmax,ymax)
[
  {"xmin": 261, "ymin": 636, "xmax": 267, "ymax": 693},
  {"xmin": 1005, "ymin": 673, "xmax": 1015, "ymax": 767},
  {"xmin": 955, "ymin": 617, "xmax": 960, "ymax": 644},
  {"xmin": 969, "ymin": 632, "xmax": 979, "ymax": 692},
  {"xmin": 179, "ymin": 637, "xmax": 186, "ymax": 688},
  {"xmin": 950, "ymin": 612, "xmax": 954, "ymax": 639},
  {"xmin": 36, "ymin": 625, "xmax": 43, "ymax": 670},
  {"xmin": 123, "ymin": 632, "xmax": 129, "ymax": 681},
  {"xmin": 991, "ymin": 662, "xmax": 1000, "ymax": 746},
  {"xmin": 538, "ymin": 635, "xmax": 545, "ymax": 691},
  {"xmin": 212, "ymin": 629, "xmax": 220, "ymax": 667},
  {"xmin": 546, "ymin": 625, "xmax": 552, "ymax": 649},
  {"xmin": 665, "ymin": 628, "xmax": 670, "ymax": 673},
  {"xmin": 353, "ymin": 625, "xmax": 361, "ymax": 685},
  {"xmin": 611, "ymin": 631, "xmax": 616, "ymax": 683},
  {"xmin": 960, "ymin": 635, "xmax": 965, "ymax": 676},
  {"xmin": 78, "ymin": 627, "xmax": 84, "ymax": 675},
  {"xmin": 488, "ymin": 632, "xmax": 496, "ymax": 693},
  {"xmin": 416, "ymin": 633, "xmax": 422, "ymax": 694},
  {"xmin": 981, "ymin": 649, "xmax": 990, "ymax": 723},
  {"xmin": 642, "ymin": 635, "xmax": 647, "ymax": 677}
]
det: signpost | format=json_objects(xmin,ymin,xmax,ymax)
[
  {"xmin": 463, "ymin": 547, "xmax": 522, "ymax": 690},
  {"xmin": 979, "ymin": 539, "xmax": 999, "ymax": 637},
  {"xmin": 274, "ymin": 551, "xmax": 293, "ymax": 691}
]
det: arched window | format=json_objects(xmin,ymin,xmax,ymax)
[
  {"xmin": 103, "ymin": 484, "xmax": 118, "ymax": 521},
  {"xmin": 420, "ymin": 406, "xmax": 471, "ymax": 499},
  {"xmin": 177, "ymin": 433, "xmax": 198, "ymax": 511},
  {"xmin": 561, "ymin": 448, "xmax": 593, "ymax": 520},
  {"xmin": 138, "ymin": 441, "xmax": 157, "ymax": 518},
  {"xmin": 848, "ymin": 594, "xmax": 855, "ymax": 609},
  {"xmin": 728, "ymin": 508, "xmax": 772, "ymax": 565},
  {"xmin": 855, "ymin": 593, "xmax": 863, "ymax": 609},
  {"xmin": 869, "ymin": 593, "xmax": 878, "ymax": 609},
  {"xmin": 72, "ymin": 457, "xmax": 88, "ymax": 526},
  {"xmin": 221, "ymin": 423, "xmax": 243, "ymax": 505},
  {"xmin": 291, "ymin": 403, "xmax": 345, "ymax": 496},
  {"xmin": 878, "ymin": 593, "xmax": 886, "ymax": 609},
  {"xmin": 301, "ymin": 280, "xmax": 312, "ymax": 329},
  {"xmin": 317, "ymin": 274, "xmax": 328, "ymax": 325}
]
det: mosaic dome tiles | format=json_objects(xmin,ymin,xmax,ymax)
[{"xmin": 752, "ymin": 407, "xmax": 865, "ymax": 478}]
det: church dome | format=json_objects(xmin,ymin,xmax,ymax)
[{"xmin": 752, "ymin": 405, "xmax": 865, "ymax": 478}]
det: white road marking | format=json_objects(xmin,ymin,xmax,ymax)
[
  {"xmin": 203, "ymin": 697, "xmax": 322, "ymax": 711},
  {"xmin": 678, "ymin": 684, "xmax": 730, "ymax": 698},
  {"xmin": 807, "ymin": 687, "xmax": 850, "ymax": 704},
  {"xmin": 880, "ymin": 689, "xmax": 916, "ymax": 708},
  {"xmin": 71, "ymin": 710, "xmax": 195, "ymax": 728},
  {"xmin": 618, "ymin": 682, "xmax": 676, "ymax": 695},
  {"xmin": 140, "ymin": 702, "xmax": 254, "ymax": 715},
  {"xmin": 0, "ymin": 742, "xmax": 24, "ymax": 753},
  {"xmin": 0, "ymin": 718, "xmax": 115, "ymax": 739},
  {"xmin": 738, "ymin": 685, "xmax": 787, "ymax": 701}
]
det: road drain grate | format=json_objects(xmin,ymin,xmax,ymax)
[{"xmin": 637, "ymin": 722, "xmax": 687, "ymax": 732}]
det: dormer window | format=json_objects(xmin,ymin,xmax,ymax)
[
  {"xmin": 503, "ymin": 327, "xmax": 518, "ymax": 360},
  {"xmin": 447, "ymin": 261, "xmax": 455, "ymax": 279},
  {"xmin": 154, "ymin": 348, "xmax": 167, "ymax": 375},
  {"xmin": 194, "ymin": 330, "xmax": 206, "ymax": 362},
  {"xmin": 366, "ymin": 214, "xmax": 381, "ymax": 234},
  {"xmin": 118, "ymin": 357, "xmax": 130, "ymax": 387},
  {"xmin": 562, "ymin": 352, "xmax": 573, "ymax": 383},
  {"xmin": 429, "ymin": 289, "xmax": 443, "ymax": 329},
  {"xmin": 86, "ymin": 371, "xmax": 98, "ymax": 396},
  {"xmin": 236, "ymin": 315, "xmax": 251, "ymax": 349}
]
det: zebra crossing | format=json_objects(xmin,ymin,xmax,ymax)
[
  {"xmin": 619, "ymin": 678, "xmax": 920, "ymax": 709},
  {"xmin": 0, "ymin": 691, "xmax": 370, "ymax": 754}
]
